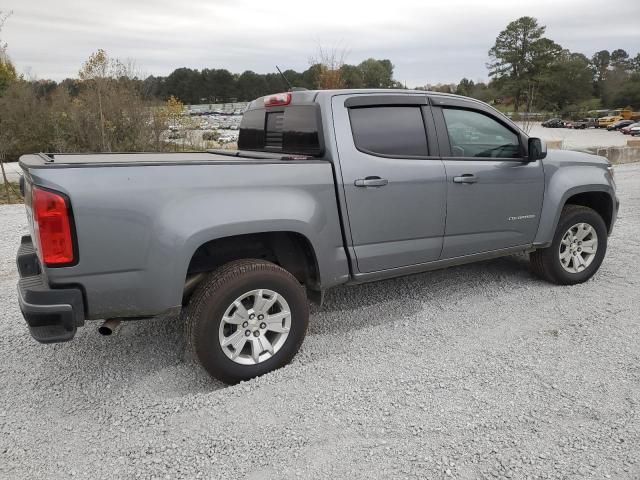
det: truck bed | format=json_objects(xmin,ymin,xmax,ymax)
[{"xmin": 19, "ymin": 150, "xmax": 347, "ymax": 320}]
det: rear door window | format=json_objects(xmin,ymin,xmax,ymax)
[{"xmin": 349, "ymin": 106, "xmax": 429, "ymax": 157}]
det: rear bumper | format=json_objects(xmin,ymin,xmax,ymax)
[{"xmin": 16, "ymin": 235, "xmax": 85, "ymax": 343}]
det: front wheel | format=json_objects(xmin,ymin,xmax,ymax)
[
  {"xmin": 184, "ymin": 259, "xmax": 309, "ymax": 384},
  {"xmin": 530, "ymin": 205, "xmax": 608, "ymax": 285}
]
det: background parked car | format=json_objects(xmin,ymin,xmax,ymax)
[
  {"xmin": 598, "ymin": 115, "xmax": 625, "ymax": 128},
  {"xmin": 541, "ymin": 118, "xmax": 565, "ymax": 128},
  {"xmin": 569, "ymin": 118, "xmax": 598, "ymax": 129},
  {"xmin": 629, "ymin": 125, "xmax": 640, "ymax": 136},
  {"xmin": 607, "ymin": 119, "xmax": 635, "ymax": 131},
  {"xmin": 620, "ymin": 122, "xmax": 640, "ymax": 135}
]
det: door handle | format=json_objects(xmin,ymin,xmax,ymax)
[
  {"xmin": 453, "ymin": 174, "xmax": 478, "ymax": 184},
  {"xmin": 354, "ymin": 176, "xmax": 388, "ymax": 187}
]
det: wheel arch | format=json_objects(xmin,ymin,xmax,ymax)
[
  {"xmin": 564, "ymin": 191, "xmax": 614, "ymax": 232},
  {"xmin": 183, "ymin": 231, "xmax": 321, "ymax": 303},
  {"xmin": 534, "ymin": 184, "xmax": 616, "ymax": 247}
]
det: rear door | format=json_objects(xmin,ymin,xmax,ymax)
[
  {"xmin": 331, "ymin": 94, "xmax": 446, "ymax": 273},
  {"xmin": 430, "ymin": 97, "xmax": 545, "ymax": 259}
]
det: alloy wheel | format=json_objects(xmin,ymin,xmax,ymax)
[
  {"xmin": 218, "ymin": 289, "xmax": 291, "ymax": 365},
  {"xmin": 558, "ymin": 222, "xmax": 598, "ymax": 274}
]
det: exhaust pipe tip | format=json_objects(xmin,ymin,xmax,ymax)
[
  {"xmin": 98, "ymin": 325, "xmax": 113, "ymax": 336},
  {"xmin": 98, "ymin": 319, "xmax": 122, "ymax": 336}
]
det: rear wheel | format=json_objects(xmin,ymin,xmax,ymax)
[
  {"xmin": 185, "ymin": 259, "xmax": 309, "ymax": 384},
  {"xmin": 530, "ymin": 205, "xmax": 607, "ymax": 285}
]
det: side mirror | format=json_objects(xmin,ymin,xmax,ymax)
[{"xmin": 528, "ymin": 137, "xmax": 547, "ymax": 161}]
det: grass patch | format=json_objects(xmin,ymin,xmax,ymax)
[{"xmin": 0, "ymin": 182, "xmax": 23, "ymax": 205}]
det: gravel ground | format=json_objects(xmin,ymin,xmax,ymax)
[{"xmin": 1, "ymin": 164, "xmax": 639, "ymax": 480}]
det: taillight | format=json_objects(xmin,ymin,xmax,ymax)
[
  {"xmin": 32, "ymin": 187, "xmax": 75, "ymax": 266},
  {"xmin": 264, "ymin": 92, "xmax": 291, "ymax": 107}
]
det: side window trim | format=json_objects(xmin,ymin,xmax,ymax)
[
  {"xmin": 346, "ymin": 103, "xmax": 437, "ymax": 159},
  {"xmin": 433, "ymin": 105, "xmax": 526, "ymax": 160},
  {"xmin": 344, "ymin": 95, "xmax": 427, "ymax": 108},
  {"xmin": 431, "ymin": 106, "xmax": 453, "ymax": 157},
  {"xmin": 422, "ymin": 105, "xmax": 440, "ymax": 158}
]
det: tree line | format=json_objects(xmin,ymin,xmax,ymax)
[
  {"xmin": 23, "ymin": 57, "xmax": 398, "ymax": 106},
  {"xmin": 141, "ymin": 58, "xmax": 398, "ymax": 104}
]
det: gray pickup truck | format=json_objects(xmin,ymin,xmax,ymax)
[{"xmin": 16, "ymin": 89, "xmax": 619, "ymax": 383}]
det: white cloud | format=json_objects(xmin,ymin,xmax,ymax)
[{"xmin": 1, "ymin": 0, "xmax": 639, "ymax": 86}]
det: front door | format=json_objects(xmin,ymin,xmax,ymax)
[
  {"xmin": 431, "ymin": 102, "xmax": 545, "ymax": 259},
  {"xmin": 332, "ymin": 94, "xmax": 447, "ymax": 273}
]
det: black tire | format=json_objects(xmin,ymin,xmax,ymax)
[
  {"xmin": 530, "ymin": 205, "xmax": 607, "ymax": 285},
  {"xmin": 184, "ymin": 259, "xmax": 309, "ymax": 384}
]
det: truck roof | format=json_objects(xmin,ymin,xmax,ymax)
[{"xmin": 246, "ymin": 88, "xmax": 489, "ymax": 109}]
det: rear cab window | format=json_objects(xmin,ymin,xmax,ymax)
[{"xmin": 238, "ymin": 101, "xmax": 323, "ymax": 156}]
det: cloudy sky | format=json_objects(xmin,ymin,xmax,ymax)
[{"xmin": 1, "ymin": 0, "xmax": 639, "ymax": 86}]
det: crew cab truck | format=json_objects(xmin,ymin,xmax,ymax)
[{"xmin": 16, "ymin": 90, "xmax": 619, "ymax": 384}]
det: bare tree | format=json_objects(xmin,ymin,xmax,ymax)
[
  {"xmin": 67, "ymin": 49, "xmax": 170, "ymax": 153},
  {"xmin": 520, "ymin": 80, "xmax": 538, "ymax": 134},
  {"xmin": 308, "ymin": 46, "xmax": 348, "ymax": 89},
  {"xmin": 78, "ymin": 49, "xmax": 126, "ymax": 151}
]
